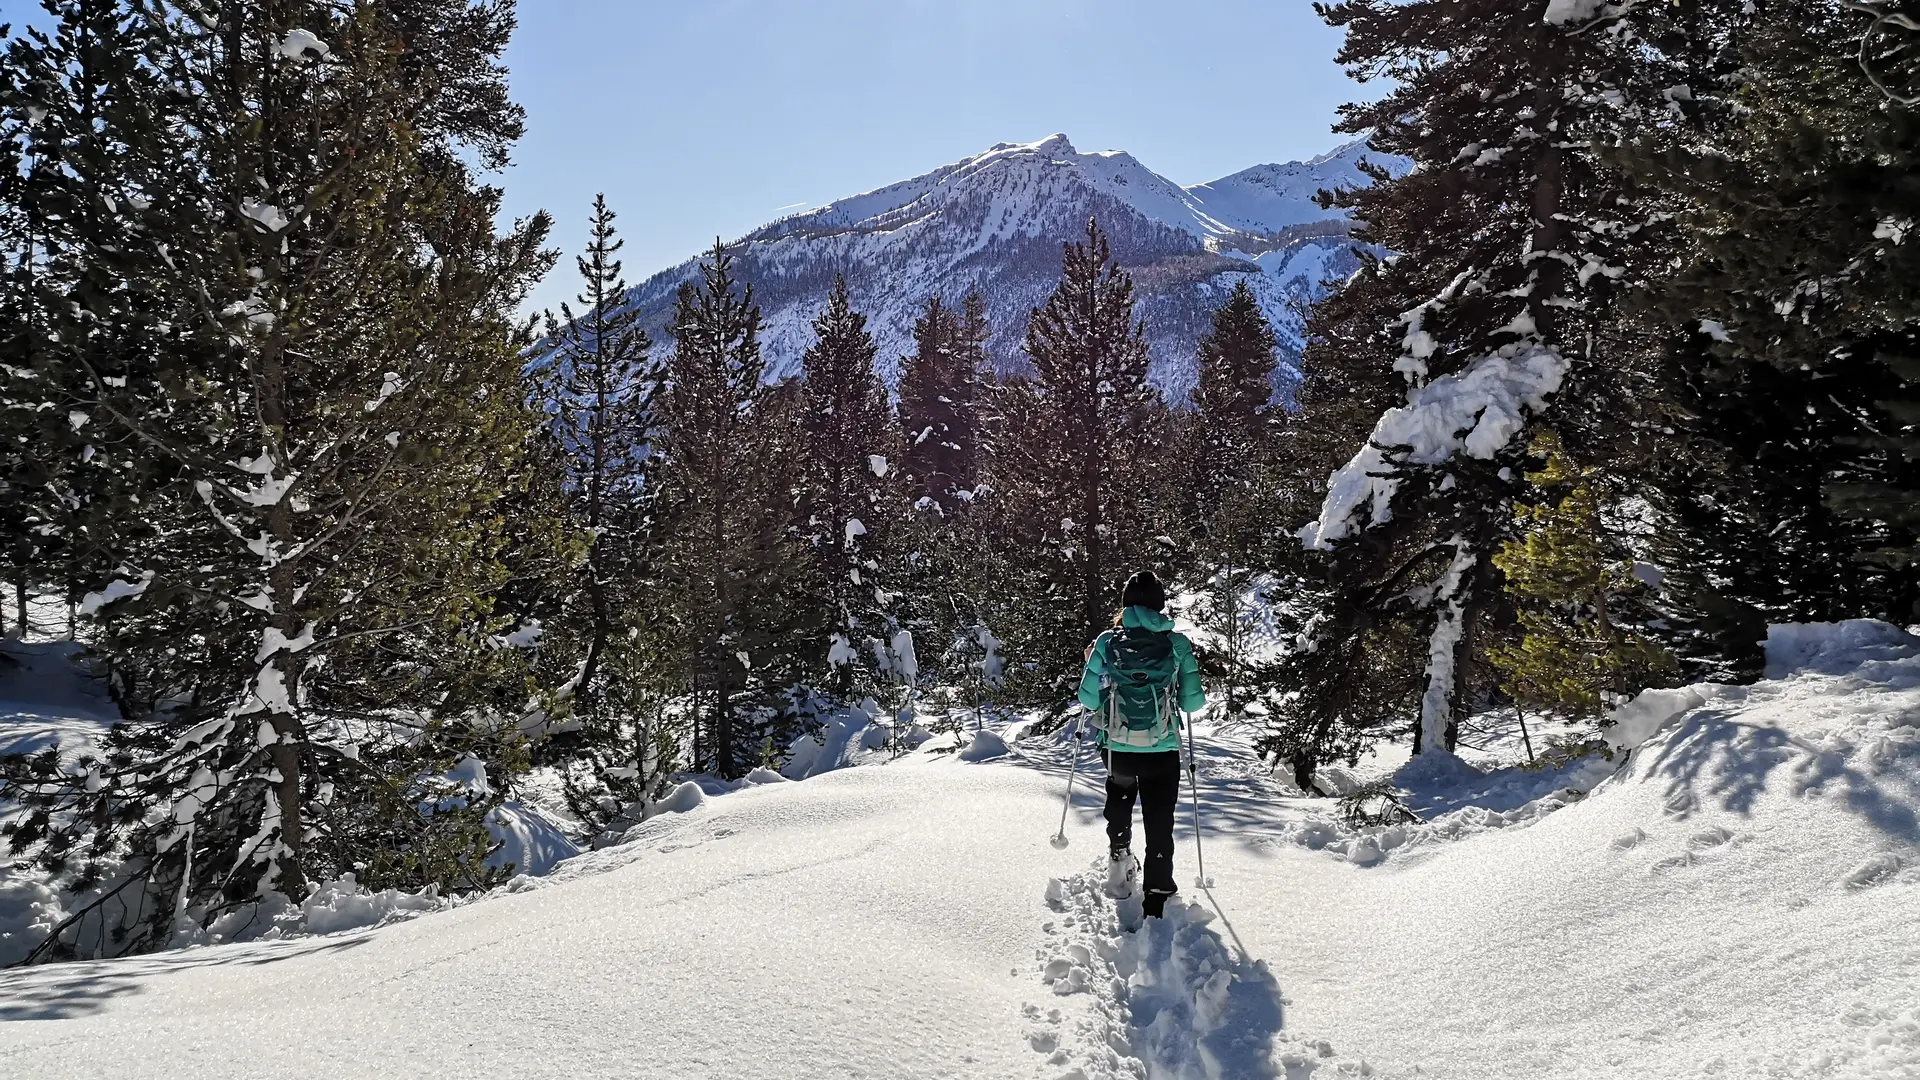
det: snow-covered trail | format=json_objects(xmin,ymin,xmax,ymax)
[
  {"xmin": 8, "ymin": 620, "xmax": 1920, "ymax": 1080},
  {"xmin": 0, "ymin": 756, "xmax": 1110, "ymax": 1079}
]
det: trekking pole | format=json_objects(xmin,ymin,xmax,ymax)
[
  {"xmin": 1050, "ymin": 716, "xmax": 1083, "ymax": 850},
  {"xmin": 1185, "ymin": 711, "xmax": 1211, "ymax": 888}
]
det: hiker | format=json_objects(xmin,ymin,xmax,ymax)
[{"xmin": 1077, "ymin": 569, "xmax": 1204, "ymax": 918}]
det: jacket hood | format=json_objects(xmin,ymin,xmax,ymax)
[{"xmin": 1120, "ymin": 606, "xmax": 1174, "ymax": 631}]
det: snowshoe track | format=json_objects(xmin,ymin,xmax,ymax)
[{"xmin": 1026, "ymin": 862, "xmax": 1380, "ymax": 1079}]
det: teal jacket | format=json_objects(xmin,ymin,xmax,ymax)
[{"xmin": 1077, "ymin": 606, "xmax": 1205, "ymax": 753}]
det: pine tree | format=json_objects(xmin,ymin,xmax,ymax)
[
  {"xmin": 0, "ymin": 0, "xmax": 179, "ymax": 642},
  {"xmin": 797, "ymin": 274, "xmax": 900, "ymax": 700},
  {"xmin": 892, "ymin": 291, "xmax": 995, "ymax": 689},
  {"xmin": 1611, "ymin": 0, "xmax": 1920, "ymax": 658},
  {"xmin": 1489, "ymin": 433, "xmax": 1672, "ymax": 720},
  {"xmin": 1, "ymin": 0, "xmax": 563, "ymax": 959},
  {"xmin": 992, "ymin": 219, "xmax": 1165, "ymax": 694},
  {"xmin": 531, "ymin": 194, "xmax": 677, "ymax": 830},
  {"xmin": 538, "ymin": 195, "xmax": 658, "ymax": 711},
  {"xmin": 1184, "ymin": 280, "xmax": 1284, "ymax": 719},
  {"xmin": 1296, "ymin": 0, "xmax": 1650, "ymax": 756},
  {"xmin": 898, "ymin": 289, "xmax": 986, "ymax": 508},
  {"xmin": 653, "ymin": 242, "xmax": 802, "ymax": 778}
]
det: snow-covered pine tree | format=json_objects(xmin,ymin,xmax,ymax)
[
  {"xmin": 992, "ymin": 218, "xmax": 1166, "ymax": 694},
  {"xmin": 529, "ymin": 194, "xmax": 682, "ymax": 829},
  {"xmin": 1297, "ymin": 0, "xmax": 1646, "ymax": 756},
  {"xmin": 892, "ymin": 290, "xmax": 995, "ymax": 687},
  {"xmin": 538, "ymin": 195, "xmax": 659, "ymax": 713},
  {"xmin": 1, "ymin": 0, "xmax": 562, "ymax": 959},
  {"xmin": 797, "ymin": 274, "xmax": 901, "ymax": 700},
  {"xmin": 898, "ymin": 296, "xmax": 961, "ymax": 507},
  {"xmin": 653, "ymin": 241, "xmax": 803, "ymax": 778}
]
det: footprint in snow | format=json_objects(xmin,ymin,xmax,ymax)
[
  {"xmin": 1027, "ymin": 862, "xmax": 1379, "ymax": 1078},
  {"xmin": 1842, "ymin": 852, "xmax": 1905, "ymax": 889},
  {"xmin": 1687, "ymin": 825, "xmax": 1737, "ymax": 850},
  {"xmin": 1610, "ymin": 828, "xmax": 1649, "ymax": 850}
]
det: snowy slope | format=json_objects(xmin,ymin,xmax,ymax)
[
  {"xmin": 0, "ymin": 642, "xmax": 119, "ymax": 760},
  {"xmin": 1212, "ymin": 619, "xmax": 1920, "ymax": 1078},
  {"xmin": 7, "ymin": 621, "xmax": 1915, "ymax": 1078},
  {"xmin": 1183, "ymin": 140, "xmax": 1384, "ymax": 234},
  {"xmin": 612, "ymin": 135, "xmax": 1405, "ymax": 400}
]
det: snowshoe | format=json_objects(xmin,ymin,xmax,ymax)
[{"xmin": 1105, "ymin": 848, "xmax": 1140, "ymax": 899}]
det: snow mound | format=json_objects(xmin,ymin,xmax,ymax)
[
  {"xmin": 783, "ymin": 710, "xmax": 896, "ymax": 779},
  {"xmin": 1331, "ymin": 620, "xmax": 1920, "ymax": 1076},
  {"xmin": 1034, "ymin": 863, "xmax": 1376, "ymax": 1078},
  {"xmin": 651, "ymin": 780, "xmax": 705, "ymax": 815},
  {"xmin": 1603, "ymin": 686, "xmax": 1708, "ymax": 752},
  {"xmin": 485, "ymin": 802, "xmax": 582, "ymax": 878},
  {"xmin": 298, "ymin": 874, "xmax": 444, "ymax": 936},
  {"xmin": 958, "ymin": 728, "xmax": 1009, "ymax": 761},
  {"xmin": 1763, "ymin": 619, "xmax": 1920, "ymax": 680},
  {"xmin": 0, "ymin": 877, "xmax": 62, "ymax": 967}
]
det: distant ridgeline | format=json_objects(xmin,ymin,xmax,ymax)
[{"xmin": 610, "ymin": 135, "xmax": 1407, "ymax": 404}]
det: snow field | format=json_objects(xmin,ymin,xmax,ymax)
[
  {"xmin": 4, "ymin": 622, "xmax": 1920, "ymax": 1078},
  {"xmin": 0, "ymin": 750, "xmax": 1123, "ymax": 1079}
]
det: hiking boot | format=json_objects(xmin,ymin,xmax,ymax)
[
  {"xmin": 1105, "ymin": 848, "xmax": 1139, "ymax": 899},
  {"xmin": 1142, "ymin": 888, "xmax": 1174, "ymax": 919}
]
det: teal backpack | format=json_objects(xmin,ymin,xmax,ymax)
[{"xmin": 1099, "ymin": 625, "xmax": 1181, "ymax": 747}]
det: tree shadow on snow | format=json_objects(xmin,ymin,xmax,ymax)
[
  {"xmin": 0, "ymin": 933, "xmax": 370, "ymax": 1021},
  {"xmin": 1644, "ymin": 709, "xmax": 1920, "ymax": 844}
]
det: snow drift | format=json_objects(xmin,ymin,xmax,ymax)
[{"xmin": 1252, "ymin": 620, "xmax": 1920, "ymax": 1077}]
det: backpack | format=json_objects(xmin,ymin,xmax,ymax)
[{"xmin": 1099, "ymin": 626, "xmax": 1181, "ymax": 748}]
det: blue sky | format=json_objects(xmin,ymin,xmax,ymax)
[{"xmin": 501, "ymin": 0, "xmax": 1358, "ymax": 315}]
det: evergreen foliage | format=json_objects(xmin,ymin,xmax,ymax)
[
  {"xmin": 0, "ymin": 0, "xmax": 564, "ymax": 960},
  {"xmin": 797, "ymin": 274, "xmax": 900, "ymax": 700},
  {"xmin": 986, "ymin": 219, "xmax": 1170, "ymax": 699},
  {"xmin": 652, "ymin": 242, "xmax": 803, "ymax": 778},
  {"xmin": 1489, "ymin": 433, "xmax": 1672, "ymax": 719},
  {"xmin": 1610, "ymin": 0, "xmax": 1920, "ymax": 669}
]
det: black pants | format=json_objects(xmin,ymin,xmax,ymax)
[{"xmin": 1101, "ymin": 748, "xmax": 1180, "ymax": 899}]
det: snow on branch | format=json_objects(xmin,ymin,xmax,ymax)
[
  {"xmin": 1299, "ymin": 344, "xmax": 1567, "ymax": 550},
  {"xmin": 1543, "ymin": 0, "xmax": 1628, "ymax": 26},
  {"xmin": 78, "ymin": 570, "xmax": 156, "ymax": 616}
]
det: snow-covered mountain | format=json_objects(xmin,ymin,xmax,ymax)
[{"xmin": 618, "ymin": 134, "xmax": 1403, "ymax": 401}]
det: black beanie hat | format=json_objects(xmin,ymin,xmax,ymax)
[{"xmin": 1120, "ymin": 570, "xmax": 1166, "ymax": 612}]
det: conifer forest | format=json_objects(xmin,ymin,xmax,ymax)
[{"xmin": 1, "ymin": 3, "xmax": 1918, "ymax": 1077}]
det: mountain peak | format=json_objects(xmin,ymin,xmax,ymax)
[
  {"xmin": 1030, "ymin": 132, "xmax": 1075, "ymax": 156},
  {"xmin": 612, "ymin": 137, "xmax": 1394, "ymax": 398}
]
